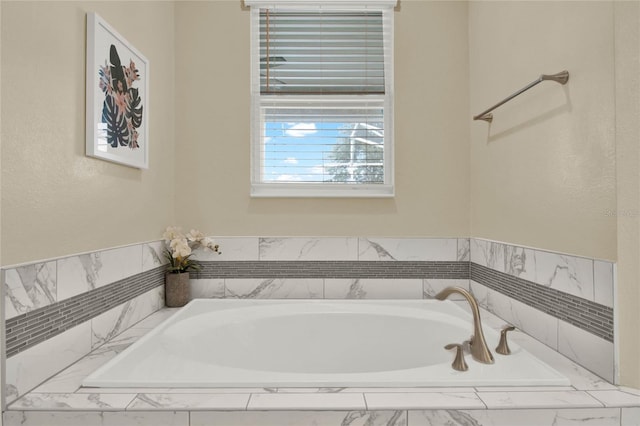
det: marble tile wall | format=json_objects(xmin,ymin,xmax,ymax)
[
  {"xmin": 1, "ymin": 236, "xmax": 619, "ymax": 408},
  {"xmin": 191, "ymin": 237, "xmax": 469, "ymax": 299},
  {"xmin": 469, "ymin": 238, "xmax": 616, "ymax": 382},
  {"xmin": 4, "ymin": 240, "xmax": 167, "ymax": 321},
  {"xmin": 5, "ymin": 268, "xmax": 165, "ymax": 357},
  {"xmin": 3, "ymin": 241, "xmax": 168, "ymax": 405}
]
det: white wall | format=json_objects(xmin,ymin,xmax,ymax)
[
  {"xmin": 1, "ymin": 1, "xmax": 3, "ymax": 420},
  {"xmin": 613, "ymin": 0, "xmax": 640, "ymax": 389},
  {"xmin": 1, "ymin": 1, "xmax": 176, "ymax": 266},
  {"xmin": 173, "ymin": 1, "xmax": 471, "ymax": 240},
  {"xmin": 469, "ymin": 1, "xmax": 616, "ymax": 262},
  {"xmin": 469, "ymin": 1, "xmax": 639, "ymax": 387}
]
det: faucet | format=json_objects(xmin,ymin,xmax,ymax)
[{"xmin": 435, "ymin": 287, "xmax": 494, "ymax": 364}]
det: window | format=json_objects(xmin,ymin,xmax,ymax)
[{"xmin": 248, "ymin": 1, "xmax": 395, "ymax": 197}]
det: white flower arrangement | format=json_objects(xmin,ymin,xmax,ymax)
[{"xmin": 162, "ymin": 226, "xmax": 220, "ymax": 273}]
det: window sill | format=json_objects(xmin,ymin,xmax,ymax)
[{"xmin": 250, "ymin": 183, "xmax": 394, "ymax": 198}]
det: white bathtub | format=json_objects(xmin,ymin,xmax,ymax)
[{"xmin": 83, "ymin": 299, "xmax": 569, "ymax": 388}]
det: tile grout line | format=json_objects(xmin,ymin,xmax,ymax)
[{"xmin": 123, "ymin": 393, "xmax": 138, "ymax": 411}]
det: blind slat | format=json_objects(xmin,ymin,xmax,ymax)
[{"xmin": 260, "ymin": 9, "xmax": 385, "ymax": 95}]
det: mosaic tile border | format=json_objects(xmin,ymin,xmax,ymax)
[
  {"xmin": 194, "ymin": 261, "xmax": 469, "ymax": 279},
  {"xmin": 471, "ymin": 263, "xmax": 614, "ymax": 342},
  {"xmin": 4, "ymin": 267, "xmax": 165, "ymax": 358}
]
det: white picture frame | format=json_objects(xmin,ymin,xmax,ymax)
[{"xmin": 86, "ymin": 12, "xmax": 149, "ymax": 169}]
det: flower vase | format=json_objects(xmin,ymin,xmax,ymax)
[{"xmin": 165, "ymin": 272, "xmax": 190, "ymax": 307}]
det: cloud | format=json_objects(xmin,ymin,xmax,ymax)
[
  {"xmin": 285, "ymin": 123, "xmax": 317, "ymax": 137},
  {"xmin": 283, "ymin": 157, "xmax": 298, "ymax": 165},
  {"xmin": 275, "ymin": 174, "xmax": 303, "ymax": 182},
  {"xmin": 310, "ymin": 165, "xmax": 326, "ymax": 175}
]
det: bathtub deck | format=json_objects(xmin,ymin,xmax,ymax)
[{"xmin": 3, "ymin": 307, "xmax": 640, "ymax": 426}]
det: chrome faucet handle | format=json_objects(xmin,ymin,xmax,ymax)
[
  {"xmin": 444, "ymin": 343, "xmax": 469, "ymax": 371},
  {"xmin": 496, "ymin": 325, "xmax": 516, "ymax": 355}
]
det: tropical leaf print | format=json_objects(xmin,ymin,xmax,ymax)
[
  {"xmin": 126, "ymin": 88, "xmax": 143, "ymax": 129},
  {"xmin": 102, "ymin": 95, "xmax": 130, "ymax": 148},
  {"xmin": 98, "ymin": 44, "xmax": 143, "ymax": 149}
]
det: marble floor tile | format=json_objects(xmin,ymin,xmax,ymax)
[
  {"xmin": 247, "ymin": 393, "xmax": 366, "ymax": 410},
  {"xmin": 622, "ymin": 407, "xmax": 640, "ymax": 426},
  {"xmin": 3, "ymin": 411, "xmax": 106, "ymax": 426},
  {"xmin": 76, "ymin": 387, "xmax": 268, "ymax": 394},
  {"xmin": 588, "ymin": 390, "xmax": 640, "ymax": 407},
  {"xmin": 365, "ymin": 392, "xmax": 485, "ymax": 410},
  {"xmin": 474, "ymin": 386, "xmax": 575, "ymax": 392},
  {"xmin": 127, "ymin": 393, "xmax": 250, "ymax": 410},
  {"xmin": 478, "ymin": 390, "xmax": 604, "ymax": 409},
  {"xmin": 264, "ymin": 388, "xmax": 347, "ymax": 393},
  {"xmin": 408, "ymin": 408, "xmax": 620, "ymax": 426},
  {"xmin": 344, "ymin": 387, "xmax": 475, "ymax": 393},
  {"xmin": 103, "ymin": 411, "xmax": 189, "ymax": 425},
  {"xmin": 3, "ymin": 411, "xmax": 190, "ymax": 426},
  {"xmin": 8, "ymin": 393, "xmax": 136, "ymax": 411},
  {"xmin": 190, "ymin": 410, "xmax": 406, "ymax": 426}
]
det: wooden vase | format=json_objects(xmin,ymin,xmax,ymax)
[{"xmin": 165, "ymin": 272, "xmax": 190, "ymax": 307}]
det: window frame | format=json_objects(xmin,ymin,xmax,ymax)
[{"xmin": 249, "ymin": 4, "xmax": 395, "ymax": 198}]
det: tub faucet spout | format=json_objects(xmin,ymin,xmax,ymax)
[{"xmin": 435, "ymin": 287, "xmax": 494, "ymax": 364}]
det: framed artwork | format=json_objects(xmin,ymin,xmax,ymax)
[{"xmin": 86, "ymin": 12, "xmax": 149, "ymax": 169}]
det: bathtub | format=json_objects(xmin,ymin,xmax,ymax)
[{"xmin": 83, "ymin": 299, "xmax": 569, "ymax": 388}]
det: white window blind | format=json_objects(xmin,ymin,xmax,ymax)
[
  {"xmin": 260, "ymin": 10, "xmax": 385, "ymax": 94},
  {"xmin": 250, "ymin": 4, "xmax": 394, "ymax": 197}
]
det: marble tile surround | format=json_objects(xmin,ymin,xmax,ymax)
[
  {"xmin": 2, "ymin": 236, "xmax": 620, "ymax": 416},
  {"xmin": 191, "ymin": 237, "xmax": 470, "ymax": 262},
  {"xmin": 4, "ymin": 241, "xmax": 167, "ymax": 321},
  {"xmin": 470, "ymin": 238, "xmax": 614, "ymax": 308},
  {"xmin": 3, "ymin": 307, "xmax": 638, "ymax": 426},
  {"xmin": 2, "ymin": 237, "xmax": 615, "ymax": 316},
  {"xmin": 469, "ymin": 238, "xmax": 616, "ymax": 383},
  {"xmin": 4, "ymin": 287, "xmax": 164, "ymax": 404}
]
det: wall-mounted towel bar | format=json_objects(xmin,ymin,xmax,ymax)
[{"xmin": 473, "ymin": 70, "xmax": 569, "ymax": 123}]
